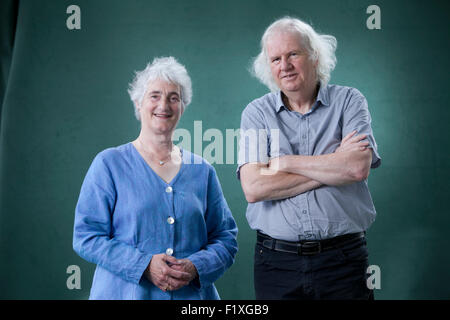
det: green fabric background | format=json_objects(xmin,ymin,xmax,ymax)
[{"xmin": 0, "ymin": 0, "xmax": 449, "ymax": 299}]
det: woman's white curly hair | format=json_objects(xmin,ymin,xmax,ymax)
[{"xmin": 128, "ymin": 56, "xmax": 192, "ymax": 120}]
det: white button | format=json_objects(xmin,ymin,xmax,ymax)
[
  {"xmin": 167, "ymin": 217, "xmax": 175, "ymax": 224},
  {"xmin": 165, "ymin": 186, "xmax": 173, "ymax": 193},
  {"xmin": 166, "ymin": 248, "xmax": 173, "ymax": 256}
]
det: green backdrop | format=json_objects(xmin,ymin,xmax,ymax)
[{"xmin": 0, "ymin": 0, "xmax": 449, "ymax": 299}]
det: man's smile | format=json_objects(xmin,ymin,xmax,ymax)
[{"xmin": 282, "ymin": 73, "xmax": 298, "ymax": 80}]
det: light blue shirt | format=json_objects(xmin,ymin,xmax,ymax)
[
  {"xmin": 73, "ymin": 143, "xmax": 238, "ymax": 300},
  {"xmin": 237, "ymin": 84, "xmax": 381, "ymax": 241}
]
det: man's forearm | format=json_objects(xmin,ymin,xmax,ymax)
[
  {"xmin": 240, "ymin": 163, "xmax": 322, "ymax": 203},
  {"xmin": 254, "ymin": 172, "xmax": 322, "ymax": 202},
  {"xmin": 274, "ymin": 149, "xmax": 372, "ymax": 186}
]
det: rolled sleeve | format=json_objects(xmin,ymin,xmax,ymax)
[
  {"xmin": 236, "ymin": 104, "xmax": 270, "ymax": 179},
  {"xmin": 342, "ymin": 90, "xmax": 381, "ymax": 168}
]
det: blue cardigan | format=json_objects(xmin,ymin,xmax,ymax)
[{"xmin": 73, "ymin": 143, "xmax": 238, "ymax": 299}]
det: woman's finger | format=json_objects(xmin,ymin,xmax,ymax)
[
  {"xmin": 166, "ymin": 265, "xmax": 191, "ymax": 280},
  {"xmin": 163, "ymin": 254, "xmax": 180, "ymax": 266}
]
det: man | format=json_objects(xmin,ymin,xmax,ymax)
[{"xmin": 237, "ymin": 17, "xmax": 381, "ymax": 300}]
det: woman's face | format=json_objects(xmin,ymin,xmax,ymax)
[{"xmin": 138, "ymin": 79, "xmax": 183, "ymax": 135}]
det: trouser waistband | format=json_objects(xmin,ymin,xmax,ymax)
[{"xmin": 256, "ymin": 231, "xmax": 365, "ymax": 256}]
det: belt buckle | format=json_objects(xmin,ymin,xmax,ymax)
[{"xmin": 299, "ymin": 241, "xmax": 321, "ymax": 256}]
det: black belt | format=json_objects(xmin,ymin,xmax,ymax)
[{"xmin": 257, "ymin": 231, "xmax": 365, "ymax": 256}]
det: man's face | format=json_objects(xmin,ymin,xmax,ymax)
[
  {"xmin": 137, "ymin": 79, "xmax": 183, "ymax": 135},
  {"xmin": 266, "ymin": 31, "xmax": 317, "ymax": 93}
]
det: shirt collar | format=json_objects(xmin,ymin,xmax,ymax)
[
  {"xmin": 275, "ymin": 91, "xmax": 285, "ymax": 112},
  {"xmin": 275, "ymin": 83, "xmax": 330, "ymax": 113},
  {"xmin": 316, "ymin": 83, "xmax": 330, "ymax": 107}
]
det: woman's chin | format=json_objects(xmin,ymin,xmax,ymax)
[{"xmin": 150, "ymin": 125, "xmax": 176, "ymax": 136}]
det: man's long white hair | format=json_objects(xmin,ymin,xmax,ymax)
[{"xmin": 252, "ymin": 17, "xmax": 337, "ymax": 92}]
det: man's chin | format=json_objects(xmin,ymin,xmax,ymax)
[{"xmin": 281, "ymin": 85, "xmax": 301, "ymax": 93}]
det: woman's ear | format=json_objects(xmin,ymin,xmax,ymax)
[
  {"xmin": 134, "ymin": 100, "xmax": 142, "ymax": 120},
  {"xmin": 180, "ymin": 104, "xmax": 185, "ymax": 116}
]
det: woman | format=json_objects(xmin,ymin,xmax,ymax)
[{"xmin": 73, "ymin": 57, "xmax": 238, "ymax": 300}]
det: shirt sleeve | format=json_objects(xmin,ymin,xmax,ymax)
[
  {"xmin": 187, "ymin": 166, "xmax": 238, "ymax": 288},
  {"xmin": 236, "ymin": 103, "xmax": 270, "ymax": 179},
  {"xmin": 342, "ymin": 90, "xmax": 381, "ymax": 168},
  {"xmin": 72, "ymin": 152, "xmax": 153, "ymax": 284}
]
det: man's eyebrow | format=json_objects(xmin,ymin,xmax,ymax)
[
  {"xmin": 148, "ymin": 90, "xmax": 162, "ymax": 95},
  {"xmin": 168, "ymin": 91, "xmax": 180, "ymax": 97}
]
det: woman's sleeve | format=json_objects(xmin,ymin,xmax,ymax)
[
  {"xmin": 187, "ymin": 166, "xmax": 238, "ymax": 288},
  {"xmin": 72, "ymin": 152, "xmax": 153, "ymax": 284}
]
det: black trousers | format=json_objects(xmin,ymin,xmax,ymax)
[{"xmin": 254, "ymin": 236, "xmax": 374, "ymax": 300}]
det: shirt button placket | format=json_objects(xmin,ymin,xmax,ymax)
[
  {"xmin": 303, "ymin": 116, "xmax": 313, "ymax": 239},
  {"xmin": 304, "ymin": 117, "xmax": 309, "ymax": 155},
  {"xmin": 297, "ymin": 116, "xmax": 310, "ymax": 239},
  {"xmin": 302, "ymin": 206, "xmax": 315, "ymax": 240},
  {"xmin": 300, "ymin": 116, "xmax": 308, "ymax": 154},
  {"xmin": 165, "ymin": 185, "xmax": 175, "ymax": 257},
  {"xmin": 298, "ymin": 187, "xmax": 314, "ymax": 240}
]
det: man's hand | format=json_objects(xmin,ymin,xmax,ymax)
[
  {"xmin": 336, "ymin": 130, "xmax": 369, "ymax": 153},
  {"xmin": 269, "ymin": 131, "xmax": 369, "ymax": 173},
  {"xmin": 144, "ymin": 254, "xmax": 192, "ymax": 292},
  {"xmin": 266, "ymin": 130, "xmax": 372, "ymax": 186}
]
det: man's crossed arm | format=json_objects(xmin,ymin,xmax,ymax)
[{"xmin": 240, "ymin": 131, "xmax": 372, "ymax": 203}]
